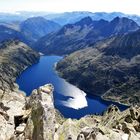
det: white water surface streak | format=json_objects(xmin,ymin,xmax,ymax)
[{"xmin": 56, "ymin": 78, "xmax": 88, "ymax": 109}]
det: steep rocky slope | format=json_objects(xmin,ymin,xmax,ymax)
[
  {"xmin": 33, "ymin": 17, "xmax": 139, "ymax": 55},
  {"xmin": 56, "ymin": 29, "xmax": 140, "ymax": 106},
  {"xmin": 0, "ymin": 40, "xmax": 39, "ymax": 95},
  {"xmin": 0, "ymin": 84, "xmax": 140, "ymax": 140}
]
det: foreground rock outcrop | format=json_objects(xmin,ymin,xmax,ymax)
[
  {"xmin": 24, "ymin": 84, "xmax": 57, "ymax": 140},
  {"xmin": 0, "ymin": 90, "xmax": 26, "ymax": 140},
  {"xmin": 0, "ymin": 84, "xmax": 140, "ymax": 140}
]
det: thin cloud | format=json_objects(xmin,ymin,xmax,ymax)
[{"xmin": 0, "ymin": 0, "xmax": 140, "ymax": 15}]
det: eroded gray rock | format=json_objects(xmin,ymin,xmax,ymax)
[{"xmin": 24, "ymin": 84, "xmax": 57, "ymax": 140}]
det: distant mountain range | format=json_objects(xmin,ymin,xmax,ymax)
[
  {"xmin": 0, "ymin": 11, "xmax": 140, "ymax": 26},
  {"xmin": 0, "ymin": 17, "xmax": 61, "ymax": 45},
  {"xmin": 0, "ymin": 11, "xmax": 140, "ymax": 47},
  {"xmin": 33, "ymin": 16, "xmax": 139, "ymax": 55},
  {"xmin": 45, "ymin": 11, "xmax": 140, "ymax": 25},
  {"xmin": 56, "ymin": 29, "xmax": 140, "ymax": 106},
  {"xmin": 20, "ymin": 17, "xmax": 61, "ymax": 43}
]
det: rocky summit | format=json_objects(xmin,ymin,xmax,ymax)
[{"xmin": 0, "ymin": 83, "xmax": 140, "ymax": 140}]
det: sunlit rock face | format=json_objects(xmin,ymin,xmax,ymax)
[
  {"xmin": 0, "ymin": 90, "xmax": 26, "ymax": 140},
  {"xmin": 24, "ymin": 84, "xmax": 57, "ymax": 140},
  {"xmin": 54, "ymin": 105, "xmax": 140, "ymax": 140}
]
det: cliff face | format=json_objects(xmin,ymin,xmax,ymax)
[
  {"xmin": 0, "ymin": 84, "xmax": 140, "ymax": 140},
  {"xmin": 0, "ymin": 40, "xmax": 39, "ymax": 95}
]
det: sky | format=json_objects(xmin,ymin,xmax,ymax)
[{"xmin": 0, "ymin": 0, "xmax": 140, "ymax": 15}]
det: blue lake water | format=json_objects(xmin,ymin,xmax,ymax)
[{"xmin": 16, "ymin": 55, "xmax": 128, "ymax": 119}]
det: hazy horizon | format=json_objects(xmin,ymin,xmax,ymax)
[
  {"xmin": 0, "ymin": 11, "xmax": 140, "ymax": 16},
  {"xmin": 0, "ymin": 0, "xmax": 140, "ymax": 15}
]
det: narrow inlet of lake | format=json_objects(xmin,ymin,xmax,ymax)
[{"xmin": 16, "ymin": 55, "xmax": 128, "ymax": 119}]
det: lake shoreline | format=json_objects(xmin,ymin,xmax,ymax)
[
  {"xmin": 16, "ymin": 55, "xmax": 128, "ymax": 118},
  {"xmin": 55, "ymin": 60, "xmax": 129, "ymax": 108}
]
